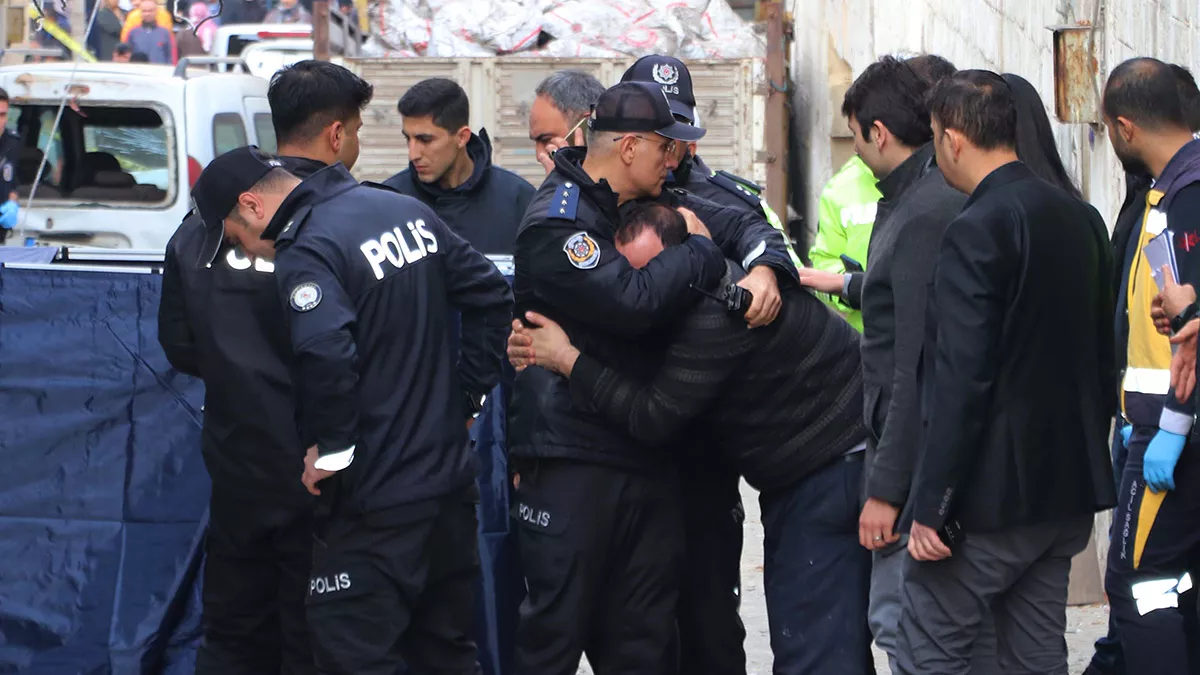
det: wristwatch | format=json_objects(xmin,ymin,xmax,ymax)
[
  {"xmin": 463, "ymin": 391, "xmax": 487, "ymax": 419},
  {"xmin": 1171, "ymin": 302, "xmax": 1200, "ymax": 334}
]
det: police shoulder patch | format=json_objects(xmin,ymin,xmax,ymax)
[
  {"xmin": 708, "ymin": 171, "xmax": 762, "ymax": 208},
  {"xmin": 563, "ymin": 231, "xmax": 601, "ymax": 270},
  {"xmin": 546, "ymin": 181, "xmax": 581, "ymax": 221},
  {"xmin": 290, "ymin": 282, "xmax": 322, "ymax": 312},
  {"xmin": 2, "ymin": 162, "xmax": 12, "ymax": 183}
]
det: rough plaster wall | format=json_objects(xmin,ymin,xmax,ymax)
[{"xmin": 791, "ymin": 0, "xmax": 1199, "ymax": 234}]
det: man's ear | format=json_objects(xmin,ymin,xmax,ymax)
[
  {"xmin": 327, "ymin": 121, "xmax": 344, "ymax": 153},
  {"xmin": 1115, "ymin": 116, "xmax": 1137, "ymax": 144},
  {"xmin": 944, "ymin": 128, "xmax": 966, "ymax": 163},
  {"xmin": 617, "ymin": 135, "xmax": 638, "ymax": 166},
  {"xmin": 871, "ymin": 120, "xmax": 889, "ymax": 153},
  {"xmin": 456, "ymin": 125, "xmax": 472, "ymax": 148}
]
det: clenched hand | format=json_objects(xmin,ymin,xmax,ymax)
[{"xmin": 738, "ymin": 265, "xmax": 781, "ymax": 328}]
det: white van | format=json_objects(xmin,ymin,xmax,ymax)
[{"xmin": 0, "ymin": 58, "xmax": 276, "ymax": 250}]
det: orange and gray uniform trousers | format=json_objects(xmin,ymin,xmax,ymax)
[{"xmin": 1107, "ymin": 165, "xmax": 1200, "ymax": 675}]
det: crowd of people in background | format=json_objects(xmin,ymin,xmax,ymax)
[{"xmin": 28, "ymin": 0, "xmax": 359, "ymax": 65}]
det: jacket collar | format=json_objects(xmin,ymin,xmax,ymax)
[
  {"xmin": 278, "ymin": 155, "xmax": 328, "ymax": 179},
  {"xmin": 268, "ymin": 163, "xmax": 360, "ymax": 245},
  {"xmin": 553, "ymin": 146, "xmax": 622, "ymax": 231},
  {"xmin": 1151, "ymin": 139, "xmax": 1200, "ymax": 209},
  {"xmin": 963, "ymin": 160, "xmax": 1030, "ymax": 209},
  {"xmin": 877, "ymin": 143, "xmax": 934, "ymax": 202},
  {"xmin": 407, "ymin": 129, "xmax": 494, "ymax": 200}
]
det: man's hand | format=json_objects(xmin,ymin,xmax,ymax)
[
  {"xmin": 521, "ymin": 311, "xmax": 579, "ymax": 377},
  {"xmin": 536, "ymin": 138, "xmax": 566, "ymax": 175},
  {"xmin": 908, "ymin": 521, "xmax": 952, "ymax": 561},
  {"xmin": 1156, "ymin": 265, "xmax": 1196, "ymax": 329},
  {"xmin": 508, "ymin": 319, "xmax": 535, "ymax": 371},
  {"xmin": 677, "ymin": 206, "xmax": 712, "ymax": 240},
  {"xmin": 302, "ymin": 444, "xmax": 336, "ymax": 496},
  {"xmin": 1144, "ymin": 429, "xmax": 1187, "ymax": 493},
  {"xmin": 1170, "ymin": 318, "xmax": 1199, "ymax": 402},
  {"xmin": 859, "ymin": 497, "xmax": 901, "ymax": 551},
  {"xmin": 798, "ymin": 266, "xmax": 846, "ymax": 295},
  {"xmin": 737, "ymin": 265, "xmax": 781, "ymax": 328}
]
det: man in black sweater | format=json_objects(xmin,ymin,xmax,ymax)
[
  {"xmin": 897, "ymin": 70, "xmax": 1116, "ymax": 675},
  {"xmin": 508, "ymin": 202, "xmax": 871, "ymax": 675}
]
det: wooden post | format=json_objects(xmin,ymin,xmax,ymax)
[
  {"xmin": 312, "ymin": 0, "xmax": 330, "ymax": 61},
  {"xmin": 761, "ymin": 0, "xmax": 790, "ymax": 221}
]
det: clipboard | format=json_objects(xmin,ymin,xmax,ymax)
[{"xmin": 1143, "ymin": 229, "xmax": 1179, "ymax": 292}]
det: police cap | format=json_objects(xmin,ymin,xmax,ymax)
[
  {"xmin": 588, "ymin": 82, "xmax": 705, "ymax": 143},
  {"xmin": 621, "ymin": 55, "xmax": 697, "ymax": 125},
  {"xmin": 191, "ymin": 145, "xmax": 285, "ymax": 266}
]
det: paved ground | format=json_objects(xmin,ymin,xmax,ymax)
[{"xmin": 579, "ymin": 480, "xmax": 1110, "ymax": 674}]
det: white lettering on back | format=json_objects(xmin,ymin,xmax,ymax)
[{"xmin": 358, "ymin": 220, "xmax": 442, "ymax": 280}]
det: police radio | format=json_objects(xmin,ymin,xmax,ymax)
[{"xmin": 690, "ymin": 282, "xmax": 753, "ymax": 318}]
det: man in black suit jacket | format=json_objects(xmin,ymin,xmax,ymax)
[{"xmin": 894, "ymin": 70, "xmax": 1118, "ymax": 675}]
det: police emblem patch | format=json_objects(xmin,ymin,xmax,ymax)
[
  {"xmin": 563, "ymin": 231, "xmax": 601, "ymax": 270},
  {"xmin": 290, "ymin": 282, "xmax": 322, "ymax": 312},
  {"xmin": 2, "ymin": 162, "xmax": 12, "ymax": 183},
  {"xmin": 652, "ymin": 63, "xmax": 679, "ymax": 85}
]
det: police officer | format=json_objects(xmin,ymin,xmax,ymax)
[
  {"xmin": 156, "ymin": 60, "xmax": 372, "ymax": 675},
  {"xmin": 510, "ymin": 81, "xmax": 797, "ymax": 675},
  {"xmin": 190, "ymin": 146, "xmax": 513, "ymax": 675},
  {"xmin": 0, "ymin": 88, "xmax": 22, "ymax": 243},
  {"xmin": 621, "ymin": 55, "xmax": 803, "ymax": 271}
]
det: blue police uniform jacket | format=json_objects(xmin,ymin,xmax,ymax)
[
  {"xmin": 272, "ymin": 164, "xmax": 514, "ymax": 515},
  {"xmin": 382, "ymin": 129, "xmax": 535, "ymax": 256},
  {"xmin": 510, "ymin": 147, "xmax": 799, "ymax": 469},
  {"xmin": 0, "ymin": 129, "xmax": 22, "ymax": 198},
  {"xmin": 159, "ymin": 155, "xmax": 328, "ymax": 503}
]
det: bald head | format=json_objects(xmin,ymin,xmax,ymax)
[{"xmin": 1104, "ymin": 57, "xmax": 1191, "ymax": 131}]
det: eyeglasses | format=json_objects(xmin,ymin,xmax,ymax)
[{"xmin": 614, "ymin": 134, "xmax": 677, "ymax": 155}]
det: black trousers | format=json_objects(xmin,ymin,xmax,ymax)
[
  {"xmin": 195, "ymin": 490, "xmax": 315, "ymax": 675},
  {"xmin": 677, "ymin": 461, "xmax": 746, "ymax": 675},
  {"xmin": 306, "ymin": 485, "xmax": 483, "ymax": 675},
  {"xmin": 511, "ymin": 458, "xmax": 685, "ymax": 675}
]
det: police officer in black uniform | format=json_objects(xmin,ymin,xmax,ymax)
[
  {"xmin": 0, "ymin": 88, "xmax": 23, "ymax": 242},
  {"xmin": 190, "ymin": 145, "xmax": 513, "ymax": 675},
  {"xmin": 510, "ymin": 81, "xmax": 798, "ymax": 675},
  {"xmin": 156, "ymin": 60, "xmax": 373, "ymax": 675}
]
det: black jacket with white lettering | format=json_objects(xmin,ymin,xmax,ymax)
[
  {"xmin": 510, "ymin": 147, "xmax": 799, "ymax": 469},
  {"xmin": 381, "ymin": 130, "xmax": 535, "ymax": 255},
  {"xmin": 272, "ymin": 164, "xmax": 514, "ymax": 514},
  {"xmin": 157, "ymin": 155, "xmax": 326, "ymax": 503}
]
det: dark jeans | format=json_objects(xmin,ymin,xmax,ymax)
[
  {"xmin": 196, "ymin": 491, "xmax": 315, "ymax": 675},
  {"xmin": 677, "ymin": 461, "xmax": 746, "ymax": 675},
  {"xmin": 759, "ymin": 453, "xmax": 873, "ymax": 675},
  {"xmin": 1089, "ymin": 419, "xmax": 1132, "ymax": 675}
]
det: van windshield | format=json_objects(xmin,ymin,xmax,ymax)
[{"xmin": 6, "ymin": 103, "xmax": 173, "ymax": 207}]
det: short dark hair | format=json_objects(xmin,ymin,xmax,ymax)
[
  {"xmin": 0, "ymin": 87, "xmax": 8, "ymax": 104},
  {"xmin": 616, "ymin": 202, "xmax": 688, "ymax": 247},
  {"xmin": 268, "ymin": 60, "xmax": 374, "ymax": 146},
  {"xmin": 928, "ymin": 70, "xmax": 1017, "ymax": 150},
  {"xmin": 397, "ymin": 78, "xmax": 469, "ymax": 132},
  {"xmin": 114, "ymin": 43, "xmax": 133, "ymax": 56},
  {"xmin": 130, "ymin": 52, "xmax": 150, "ymax": 63},
  {"xmin": 1171, "ymin": 64, "xmax": 1200, "ymax": 132},
  {"xmin": 841, "ymin": 55, "xmax": 933, "ymax": 147},
  {"xmin": 1103, "ymin": 57, "xmax": 1189, "ymax": 131},
  {"xmin": 905, "ymin": 54, "xmax": 956, "ymax": 88},
  {"xmin": 536, "ymin": 70, "xmax": 606, "ymax": 122}
]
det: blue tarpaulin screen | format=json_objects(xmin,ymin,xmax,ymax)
[{"xmin": 0, "ymin": 266, "xmax": 522, "ymax": 674}]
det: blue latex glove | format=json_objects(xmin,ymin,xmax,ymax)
[
  {"xmin": 0, "ymin": 199, "xmax": 18, "ymax": 230},
  {"xmin": 1121, "ymin": 424, "xmax": 1133, "ymax": 447},
  {"xmin": 1144, "ymin": 429, "xmax": 1186, "ymax": 493}
]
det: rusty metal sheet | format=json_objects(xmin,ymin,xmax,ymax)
[{"xmin": 1051, "ymin": 25, "xmax": 1100, "ymax": 124}]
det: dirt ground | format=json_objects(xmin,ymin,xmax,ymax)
[{"xmin": 579, "ymin": 479, "xmax": 1110, "ymax": 674}]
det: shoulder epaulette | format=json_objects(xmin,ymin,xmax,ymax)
[
  {"xmin": 273, "ymin": 204, "xmax": 315, "ymax": 248},
  {"xmin": 715, "ymin": 169, "xmax": 763, "ymax": 193},
  {"xmin": 708, "ymin": 171, "xmax": 762, "ymax": 207},
  {"xmin": 546, "ymin": 180, "xmax": 581, "ymax": 221},
  {"xmin": 360, "ymin": 180, "xmax": 402, "ymax": 194}
]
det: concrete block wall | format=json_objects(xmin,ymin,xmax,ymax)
[{"xmin": 792, "ymin": 0, "xmax": 1199, "ymax": 234}]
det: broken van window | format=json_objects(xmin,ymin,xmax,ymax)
[{"xmin": 7, "ymin": 103, "xmax": 173, "ymax": 206}]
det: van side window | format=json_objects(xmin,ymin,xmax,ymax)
[
  {"xmin": 254, "ymin": 113, "xmax": 277, "ymax": 154},
  {"xmin": 213, "ymin": 113, "xmax": 248, "ymax": 156}
]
